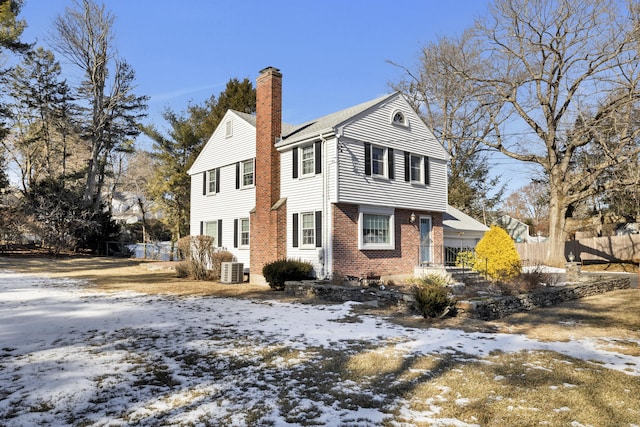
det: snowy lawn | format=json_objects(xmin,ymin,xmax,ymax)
[{"xmin": 1, "ymin": 269, "xmax": 639, "ymax": 426}]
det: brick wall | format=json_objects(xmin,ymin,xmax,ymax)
[
  {"xmin": 331, "ymin": 203, "xmax": 443, "ymax": 278},
  {"xmin": 251, "ymin": 67, "xmax": 283, "ymax": 282}
]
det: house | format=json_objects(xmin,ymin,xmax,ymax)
[
  {"xmin": 443, "ymin": 205, "xmax": 489, "ymax": 265},
  {"xmin": 496, "ymin": 215, "xmax": 530, "ymax": 242},
  {"xmin": 188, "ymin": 66, "xmax": 451, "ymax": 284}
]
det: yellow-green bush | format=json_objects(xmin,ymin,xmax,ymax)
[{"xmin": 474, "ymin": 225, "xmax": 521, "ymax": 282}]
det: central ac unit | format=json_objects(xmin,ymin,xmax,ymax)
[{"xmin": 221, "ymin": 262, "xmax": 243, "ymax": 283}]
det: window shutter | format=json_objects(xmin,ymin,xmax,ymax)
[
  {"xmin": 292, "ymin": 213, "xmax": 299, "ymax": 247},
  {"xmin": 202, "ymin": 172, "xmax": 207, "ymax": 195},
  {"xmin": 315, "ymin": 211, "xmax": 322, "ymax": 248},
  {"xmin": 364, "ymin": 142, "xmax": 371, "ymax": 176},
  {"xmin": 314, "ymin": 141, "xmax": 322, "ymax": 174},
  {"xmin": 291, "ymin": 214, "xmax": 300, "ymax": 248},
  {"xmin": 292, "ymin": 147, "xmax": 298, "ymax": 178},
  {"xmin": 404, "ymin": 151, "xmax": 410, "ymax": 182},
  {"xmin": 424, "ymin": 156, "xmax": 430, "ymax": 185},
  {"xmin": 235, "ymin": 162, "xmax": 240, "ymax": 189},
  {"xmin": 217, "ymin": 220, "xmax": 223, "ymax": 247},
  {"xmin": 388, "ymin": 148, "xmax": 394, "ymax": 180},
  {"xmin": 233, "ymin": 219, "xmax": 238, "ymax": 248},
  {"xmin": 216, "ymin": 168, "xmax": 220, "ymax": 193},
  {"xmin": 199, "ymin": 221, "xmax": 203, "ymax": 235}
]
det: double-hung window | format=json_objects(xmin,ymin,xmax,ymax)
[
  {"xmin": 358, "ymin": 206, "xmax": 395, "ymax": 250},
  {"xmin": 240, "ymin": 218, "xmax": 250, "ymax": 247},
  {"xmin": 236, "ymin": 159, "xmax": 255, "ymax": 189},
  {"xmin": 242, "ymin": 160, "xmax": 254, "ymax": 187},
  {"xmin": 364, "ymin": 143, "xmax": 394, "ymax": 179},
  {"xmin": 292, "ymin": 211, "xmax": 322, "ymax": 248},
  {"xmin": 301, "ymin": 145, "xmax": 315, "ymax": 176},
  {"xmin": 301, "ymin": 212, "xmax": 315, "ymax": 246},
  {"xmin": 410, "ymin": 154, "xmax": 422, "ymax": 183},
  {"xmin": 404, "ymin": 151, "xmax": 430, "ymax": 185},
  {"xmin": 203, "ymin": 168, "xmax": 219, "ymax": 195},
  {"xmin": 200, "ymin": 220, "xmax": 222, "ymax": 247}
]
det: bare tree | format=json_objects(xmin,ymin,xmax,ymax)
[
  {"xmin": 51, "ymin": 0, "xmax": 147, "ymax": 209},
  {"xmin": 502, "ymin": 181, "xmax": 550, "ymax": 235},
  {"xmin": 389, "ymin": 31, "xmax": 506, "ymax": 221},
  {"xmin": 457, "ymin": 0, "xmax": 640, "ymax": 265}
]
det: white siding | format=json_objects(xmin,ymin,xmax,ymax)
[
  {"xmin": 336, "ymin": 96, "xmax": 448, "ymax": 212},
  {"xmin": 280, "ymin": 144, "xmax": 327, "ymax": 276},
  {"xmin": 189, "ymin": 111, "xmax": 257, "ymax": 266}
]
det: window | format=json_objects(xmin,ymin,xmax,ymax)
[
  {"xmin": 392, "ymin": 110, "xmax": 407, "ymax": 126},
  {"xmin": 292, "ymin": 211, "xmax": 322, "ymax": 248},
  {"xmin": 203, "ymin": 168, "xmax": 219, "ymax": 195},
  {"xmin": 301, "ymin": 145, "xmax": 315, "ymax": 175},
  {"xmin": 364, "ymin": 143, "xmax": 393, "ymax": 178},
  {"xmin": 240, "ymin": 218, "xmax": 250, "ymax": 247},
  {"xmin": 225, "ymin": 119, "xmax": 233, "ymax": 138},
  {"xmin": 236, "ymin": 159, "xmax": 254, "ymax": 189},
  {"xmin": 292, "ymin": 141, "xmax": 321, "ymax": 178},
  {"xmin": 200, "ymin": 220, "xmax": 222, "ymax": 247},
  {"xmin": 410, "ymin": 154, "xmax": 422, "ymax": 182},
  {"xmin": 358, "ymin": 206, "xmax": 395, "ymax": 250},
  {"xmin": 301, "ymin": 212, "xmax": 315, "ymax": 246},
  {"xmin": 404, "ymin": 152, "xmax": 429, "ymax": 185}
]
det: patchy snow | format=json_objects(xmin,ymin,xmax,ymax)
[{"xmin": 0, "ymin": 269, "xmax": 638, "ymax": 426}]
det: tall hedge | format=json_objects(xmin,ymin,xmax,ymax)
[{"xmin": 474, "ymin": 225, "xmax": 521, "ymax": 282}]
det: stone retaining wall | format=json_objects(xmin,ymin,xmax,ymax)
[
  {"xmin": 285, "ymin": 277, "xmax": 631, "ymax": 320},
  {"xmin": 457, "ymin": 278, "xmax": 631, "ymax": 320},
  {"xmin": 284, "ymin": 280, "xmax": 415, "ymax": 308}
]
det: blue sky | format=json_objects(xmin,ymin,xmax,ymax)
[{"xmin": 18, "ymin": 0, "xmax": 531, "ymax": 192}]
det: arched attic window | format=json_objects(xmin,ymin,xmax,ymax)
[{"xmin": 391, "ymin": 110, "xmax": 407, "ymax": 127}]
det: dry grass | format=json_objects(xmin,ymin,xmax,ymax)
[
  {"xmin": 2, "ymin": 255, "xmax": 639, "ymax": 426},
  {"xmin": 0, "ymin": 255, "xmax": 271, "ymax": 298}
]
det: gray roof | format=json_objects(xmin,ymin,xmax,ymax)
[
  {"xmin": 277, "ymin": 93, "xmax": 396, "ymax": 146},
  {"xmin": 443, "ymin": 205, "xmax": 489, "ymax": 232},
  {"xmin": 231, "ymin": 110, "xmax": 298, "ymax": 136},
  {"xmin": 231, "ymin": 93, "xmax": 396, "ymax": 147}
]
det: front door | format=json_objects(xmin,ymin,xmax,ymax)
[{"xmin": 420, "ymin": 216, "xmax": 432, "ymax": 265}]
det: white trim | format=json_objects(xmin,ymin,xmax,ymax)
[
  {"xmin": 300, "ymin": 144, "xmax": 315, "ymax": 177},
  {"xmin": 225, "ymin": 119, "xmax": 233, "ymax": 138},
  {"xmin": 391, "ymin": 109, "xmax": 408, "ymax": 127},
  {"xmin": 239, "ymin": 217, "xmax": 250, "ymax": 248},
  {"xmin": 300, "ymin": 211, "xmax": 316, "ymax": 248}
]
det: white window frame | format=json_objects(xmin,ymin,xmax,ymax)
[
  {"xmin": 204, "ymin": 221, "xmax": 218, "ymax": 245},
  {"xmin": 358, "ymin": 205, "xmax": 395, "ymax": 250},
  {"xmin": 241, "ymin": 159, "xmax": 254, "ymax": 188},
  {"xmin": 300, "ymin": 212, "xmax": 315, "ymax": 247},
  {"xmin": 301, "ymin": 144, "xmax": 315, "ymax": 176},
  {"xmin": 371, "ymin": 145, "xmax": 387, "ymax": 178},
  {"xmin": 410, "ymin": 154, "xmax": 423, "ymax": 183},
  {"xmin": 239, "ymin": 218, "xmax": 250, "ymax": 248},
  {"xmin": 225, "ymin": 119, "xmax": 233, "ymax": 138},
  {"xmin": 206, "ymin": 168, "xmax": 217, "ymax": 194}
]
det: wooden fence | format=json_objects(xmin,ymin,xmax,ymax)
[{"xmin": 516, "ymin": 234, "xmax": 640, "ymax": 264}]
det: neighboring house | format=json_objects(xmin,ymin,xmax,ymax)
[
  {"xmin": 109, "ymin": 192, "xmax": 160, "ymax": 225},
  {"xmin": 188, "ymin": 66, "xmax": 451, "ymax": 284},
  {"xmin": 443, "ymin": 205, "xmax": 489, "ymax": 265},
  {"xmin": 496, "ymin": 215, "xmax": 530, "ymax": 242}
]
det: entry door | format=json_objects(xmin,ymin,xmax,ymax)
[{"xmin": 420, "ymin": 216, "xmax": 432, "ymax": 264}]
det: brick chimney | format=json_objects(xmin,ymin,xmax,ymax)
[{"xmin": 250, "ymin": 66, "xmax": 286, "ymax": 283}]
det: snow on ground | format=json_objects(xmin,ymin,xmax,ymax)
[{"xmin": 0, "ymin": 269, "xmax": 638, "ymax": 426}]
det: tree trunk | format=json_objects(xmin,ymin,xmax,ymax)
[{"xmin": 545, "ymin": 193, "xmax": 569, "ymax": 267}]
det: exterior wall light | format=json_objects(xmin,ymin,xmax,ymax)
[{"xmin": 410, "ymin": 212, "xmax": 416, "ymax": 224}]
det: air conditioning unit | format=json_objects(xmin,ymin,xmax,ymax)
[{"xmin": 221, "ymin": 262, "xmax": 244, "ymax": 284}]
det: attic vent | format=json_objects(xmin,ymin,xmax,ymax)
[{"xmin": 225, "ymin": 119, "xmax": 233, "ymax": 138}]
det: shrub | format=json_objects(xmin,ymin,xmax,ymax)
[
  {"xmin": 263, "ymin": 259, "xmax": 314, "ymax": 290},
  {"xmin": 176, "ymin": 235, "xmax": 215, "ymax": 280},
  {"xmin": 455, "ymin": 250, "xmax": 476, "ymax": 269},
  {"xmin": 512, "ymin": 264, "xmax": 559, "ymax": 293},
  {"xmin": 412, "ymin": 276, "xmax": 455, "ymax": 318},
  {"xmin": 474, "ymin": 225, "xmax": 521, "ymax": 282}
]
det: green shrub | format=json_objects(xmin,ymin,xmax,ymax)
[
  {"xmin": 474, "ymin": 225, "xmax": 521, "ymax": 282},
  {"xmin": 455, "ymin": 250, "xmax": 476, "ymax": 269},
  {"xmin": 263, "ymin": 259, "xmax": 314, "ymax": 290},
  {"xmin": 406, "ymin": 273, "xmax": 450, "ymax": 287},
  {"xmin": 412, "ymin": 279, "xmax": 455, "ymax": 319}
]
